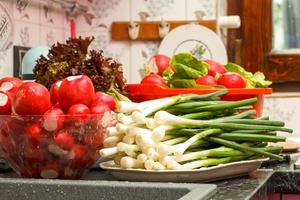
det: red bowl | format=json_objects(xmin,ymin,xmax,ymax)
[
  {"xmin": 127, "ymin": 84, "xmax": 272, "ymax": 117},
  {"xmin": 0, "ymin": 112, "xmax": 115, "ymax": 179}
]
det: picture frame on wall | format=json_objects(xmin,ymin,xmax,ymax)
[{"xmin": 13, "ymin": 45, "xmax": 34, "ymax": 80}]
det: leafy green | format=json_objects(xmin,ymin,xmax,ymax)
[
  {"xmin": 170, "ymin": 79, "xmax": 225, "ymax": 89},
  {"xmin": 163, "ymin": 53, "xmax": 209, "ymax": 88},
  {"xmin": 171, "ymin": 53, "xmax": 208, "ymax": 74},
  {"xmin": 225, "ymin": 63, "xmax": 272, "ymax": 88}
]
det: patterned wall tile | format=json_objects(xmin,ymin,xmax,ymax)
[
  {"xmin": 131, "ymin": 0, "xmax": 186, "ymax": 21},
  {"xmin": 76, "ymin": 0, "xmax": 130, "ymax": 32},
  {"xmin": 0, "ymin": 48, "xmax": 13, "ymax": 77},
  {"xmin": 13, "ymin": 0, "xmax": 40, "ymax": 24},
  {"xmin": 40, "ymin": 0, "xmax": 66, "ymax": 28},
  {"xmin": 40, "ymin": 26, "xmax": 64, "ymax": 47},
  {"xmin": 186, "ymin": 0, "xmax": 217, "ymax": 20},
  {"xmin": 13, "ymin": 21, "xmax": 40, "ymax": 47}
]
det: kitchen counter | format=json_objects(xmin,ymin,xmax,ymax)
[{"xmin": 1, "ymin": 159, "xmax": 300, "ymax": 200}]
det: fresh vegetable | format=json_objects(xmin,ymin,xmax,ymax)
[
  {"xmin": 196, "ymin": 75, "xmax": 217, "ymax": 86},
  {"xmin": 149, "ymin": 54, "xmax": 171, "ymax": 75},
  {"xmin": 12, "ymin": 82, "xmax": 52, "ymax": 115},
  {"xmin": 49, "ymin": 80, "xmax": 62, "ymax": 104},
  {"xmin": 33, "ymin": 37, "xmax": 128, "ymax": 98},
  {"xmin": 141, "ymin": 72, "xmax": 167, "ymax": 86},
  {"xmin": 53, "ymin": 130, "xmax": 75, "ymax": 150},
  {"xmin": 67, "ymin": 104, "xmax": 91, "ymax": 121},
  {"xmin": 205, "ymin": 59, "xmax": 227, "ymax": 76},
  {"xmin": 217, "ymin": 72, "xmax": 246, "ymax": 88},
  {"xmin": 225, "ymin": 62, "xmax": 272, "ymax": 88},
  {"xmin": 93, "ymin": 91, "xmax": 116, "ymax": 110},
  {"xmin": 0, "ymin": 77, "xmax": 23, "ymax": 93},
  {"xmin": 42, "ymin": 108, "xmax": 65, "ymax": 132},
  {"xmin": 0, "ymin": 91, "xmax": 12, "ymax": 114},
  {"xmin": 58, "ymin": 75, "xmax": 95, "ymax": 110},
  {"xmin": 100, "ymin": 91, "xmax": 292, "ymax": 170}
]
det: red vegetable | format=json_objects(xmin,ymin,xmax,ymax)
[
  {"xmin": 12, "ymin": 82, "xmax": 52, "ymax": 115},
  {"xmin": 152, "ymin": 54, "xmax": 170, "ymax": 75},
  {"xmin": 0, "ymin": 77, "xmax": 23, "ymax": 93},
  {"xmin": 84, "ymin": 132, "xmax": 104, "ymax": 149},
  {"xmin": 196, "ymin": 75, "xmax": 217, "ymax": 86},
  {"xmin": 90, "ymin": 104, "xmax": 110, "ymax": 115},
  {"xmin": 141, "ymin": 72, "xmax": 167, "ymax": 86},
  {"xmin": 67, "ymin": 104, "xmax": 90, "ymax": 120},
  {"xmin": 0, "ymin": 91, "xmax": 12, "ymax": 114},
  {"xmin": 69, "ymin": 144, "xmax": 89, "ymax": 168},
  {"xmin": 25, "ymin": 123, "xmax": 45, "ymax": 146},
  {"xmin": 59, "ymin": 75, "xmax": 95, "ymax": 110},
  {"xmin": 53, "ymin": 130, "xmax": 75, "ymax": 151},
  {"xmin": 50, "ymin": 80, "xmax": 62, "ymax": 105},
  {"xmin": 205, "ymin": 59, "xmax": 227, "ymax": 77},
  {"xmin": 217, "ymin": 72, "xmax": 246, "ymax": 88},
  {"xmin": 93, "ymin": 92, "xmax": 115, "ymax": 110},
  {"xmin": 24, "ymin": 147, "xmax": 47, "ymax": 163},
  {"xmin": 42, "ymin": 108, "xmax": 65, "ymax": 132}
]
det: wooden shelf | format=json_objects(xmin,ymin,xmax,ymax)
[{"xmin": 111, "ymin": 20, "xmax": 217, "ymax": 41}]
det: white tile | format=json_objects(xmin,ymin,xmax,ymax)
[
  {"xmin": 186, "ymin": 0, "xmax": 217, "ymax": 20},
  {"xmin": 40, "ymin": 0, "xmax": 65, "ymax": 28},
  {"xmin": 40, "ymin": 26, "xmax": 64, "ymax": 47},
  {"xmin": 131, "ymin": 0, "xmax": 186, "ymax": 21},
  {"xmin": 130, "ymin": 41, "xmax": 159, "ymax": 83},
  {"xmin": 77, "ymin": 30, "xmax": 131, "ymax": 82},
  {"xmin": 263, "ymin": 97, "xmax": 300, "ymax": 135},
  {"xmin": 13, "ymin": 21, "xmax": 40, "ymax": 47},
  {"xmin": 76, "ymin": 0, "xmax": 130, "ymax": 32},
  {"xmin": 13, "ymin": 0, "xmax": 40, "ymax": 24},
  {"xmin": 0, "ymin": 47, "xmax": 13, "ymax": 77}
]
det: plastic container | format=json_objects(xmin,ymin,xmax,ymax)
[
  {"xmin": 127, "ymin": 84, "xmax": 272, "ymax": 117},
  {"xmin": 0, "ymin": 112, "xmax": 115, "ymax": 179}
]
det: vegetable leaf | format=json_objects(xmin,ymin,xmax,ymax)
[
  {"xmin": 171, "ymin": 53, "xmax": 208, "ymax": 75},
  {"xmin": 225, "ymin": 63, "xmax": 272, "ymax": 88},
  {"xmin": 172, "ymin": 63, "xmax": 204, "ymax": 79},
  {"xmin": 170, "ymin": 79, "xmax": 225, "ymax": 89}
]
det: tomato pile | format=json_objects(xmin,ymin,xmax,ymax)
[
  {"xmin": 0, "ymin": 75, "xmax": 116, "ymax": 179},
  {"xmin": 141, "ymin": 53, "xmax": 271, "ymax": 89}
]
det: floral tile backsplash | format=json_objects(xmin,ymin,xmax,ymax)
[{"xmin": 0, "ymin": 0, "xmax": 69, "ymax": 76}]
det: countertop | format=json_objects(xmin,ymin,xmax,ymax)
[{"xmin": 1, "ymin": 157, "xmax": 300, "ymax": 200}]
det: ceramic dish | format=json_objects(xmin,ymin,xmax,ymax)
[
  {"xmin": 158, "ymin": 24, "xmax": 228, "ymax": 64},
  {"xmin": 100, "ymin": 158, "xmax": 268, "ymax": 183}
]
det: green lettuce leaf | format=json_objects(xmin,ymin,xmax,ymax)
[
  {"xmin": 172, "ymin": 63, "xmax": 204, "ymax": 79},
  {"xmin": 170, "ymin": 79, "xmax": 225, "ymax": 89},
  {"xmin": 225, "ymin": 63, "xmax": 272, "ymax": 88},
  {"xmin": 171, "ymin": 53, "xmax": 208, "ymax": 75}
]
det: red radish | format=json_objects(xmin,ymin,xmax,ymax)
[
  {"xmin": 141, "ymin": 72, "xmax": 167, "ymax": 86},
  {"xmin": 24, "ymin": 147, "xmax": 47, "ymax": 163},
  {"xmin": 53, "ymin": 130, "xmax": 75, "ymax": 150},
  {"xmin": 42, "ymin": 108, "xmax": 64, "ymax": 132},
  {"xmin": 69, "ymin": 144, "xmax": 88, "ymax": 168},
  {"xmin": 84, "ymin": 132, "xmax": 104, "ymax": 149},
  {"xmin": 0, "ymin": 131, "xmax": 17, "ymax": 153},
  {"xmin": 58, "ymin": 75, "xmax": 95, "ymax": 110},
  {"xmin": 0, "ymin": 91, "xmax": 12, "ymax": 114},
  {"xmin": 92, "ymin": 92, "xmax": 115, "ymax": 110},
  {"xmin": 151, "ymin": 54, "xmax": 170, "ymax": 75},
  {"xmin": 50, "ymin": 80, "xmax": 62, "ymax": 104},
  {"xmin": 12, "ymin": 82, "xmax": 52, "ymax": 115},
  {"xmin": 196, "ymin": 75, "xmax": 217, "ymax": 86},
  {"xmin": 90, "ymin": 104, "xmax": 110, "ymax": 115},
  {"xmin": 40, "ymin": 160, "xmax": 61, "ymax": 179},
  {"xmin": 217, "ymin": 72, "xmax": 247, "ymax": 88},
  {"xmin": 0, "ymin": 77, "xmax": 23, "ymax": 93},
  {"xmin": 20, "ymin": 163, "xmax": 40, "ymax": 178},
  {"xmin": 25, "ymin": 123, "xmax": 45, "ymax": 146},
  {"xmin": 67, "ymin": 104, "xmax": 90, "ymax": 121},
  {"xmin": 205, "ymin": 59, "xmax": 227, "ymax": 76}
]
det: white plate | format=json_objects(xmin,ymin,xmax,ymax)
[
  {"xmin": 100, "ymin": 158, "xmax": 268, "ymax": 183},
  {"xmin": 158, "ymin": 24, "xmax": 228, "ymax": 64}
]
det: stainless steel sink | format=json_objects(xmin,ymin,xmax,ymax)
[{"xmin": 0, "ymin": 171, "xmax": 217, "ymax": 200}]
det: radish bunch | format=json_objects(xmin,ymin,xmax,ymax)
[{"xmin": 0, "ymin": 75, "xmax": 116, "ymax": 179}]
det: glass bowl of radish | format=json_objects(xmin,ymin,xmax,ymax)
[{"xmin": 0, "ymin": 75, "xmax": 116, "ymax": 179}]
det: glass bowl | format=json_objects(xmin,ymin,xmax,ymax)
[{"xmin": 0, "ymin": 112, "xmax": 115, "ymax": 179}]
